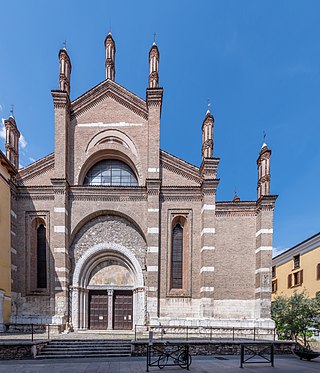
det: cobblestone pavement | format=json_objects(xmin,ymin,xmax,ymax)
[{"xmin": 0, "ymin": 356, "xmax": 319, "ymax": 372}]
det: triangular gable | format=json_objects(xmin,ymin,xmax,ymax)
[
  {"xmin": 17, "ymin": 153, "xmax": 54, "ymax": 186},
  {"xmin": 160, "ymin": 149, "xmax": 201, "ymax": 185},
  {"xmin": 71, "ymin": 79, "xmax": 148, "ymax": 120}
]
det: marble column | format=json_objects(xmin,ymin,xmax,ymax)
[
  {"xmin": 0, "ymin": 290, "xmax": 4, "ymax": 332},
  {"xmin": 107, "ymin": 289, "xmax": 113, "ymax": 330},
  {"xmin": 83, "ymin": 289, "xmax": 89, "ymax": 330},
  {"xmin": 71, "ymin": 287, "xmax": 79, "ymax": 330}
]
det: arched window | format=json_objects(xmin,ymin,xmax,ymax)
[
  {"xmin": 83, "ymin": 160, "xmax": 138, "ymax": 186},
  {"xmin": 37, "ymin": 224, "xmax": 47, "ymax": 288},
  {"xmin": 171, "ymin": 223, "xmax": 183, "ymax": 289},
  {"xmin": 27, "ymin": 215, "xmax": 49, "ymax": 293}
]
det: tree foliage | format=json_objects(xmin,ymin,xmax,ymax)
[{"xmin": 271, "ymin": 291, "xmax": 320, "ymax": 347}]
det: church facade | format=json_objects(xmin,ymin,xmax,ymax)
[{"xmin": 6, "ymin": 34, "xmax": 277, "ymax": 332}]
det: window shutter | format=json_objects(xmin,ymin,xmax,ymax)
[
  {"xmin": 288, "ymin": 274, "xmax": 292, "ymax": 288},
  {"xmin": 300, "ymin": 269, "xmax": 303, "ymax": 285}
]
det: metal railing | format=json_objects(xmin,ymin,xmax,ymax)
[
  {"xmin": 0, "ymin": 323, "xmax": 51, "ymax": 341},
  {"xmin": 240, "ymin": 344, "xmax": 274, "ymax": 368},
  {"xmin": 134, "ymin": 325, "xmax": 276, "ymax": 342}
]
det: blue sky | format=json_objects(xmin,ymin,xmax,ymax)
[{"xmin": 0, "ymin": 0, "xmax": 319, "ymax": 253}]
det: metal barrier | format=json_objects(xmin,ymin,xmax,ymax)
[
  {"xmin": 134, "ymin": 324, "xmax": 276, "ymax": 342},
  {"xmin": 240, "ymin": 344, "xmax": 274, "ymax": 368},
  {"xmin": 0, "ymin": 323, "xmax": 51, "ymax": 341},
  {"xmin": 146, "ymin": 342, "xmax": 191, "ymax": 371}
]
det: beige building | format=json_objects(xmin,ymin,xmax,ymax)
[
  {"xmin": 272, "ymin": 232, "xmax": 320, "ymax": 299},
  {"xmin": 0, "ymin": 149, "xmax": 17, "ymax": 331},
  {"xmin": 5, "ymin": 34, "xmax": 277, "ymax": 332}
]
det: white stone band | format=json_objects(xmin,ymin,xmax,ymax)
[
  {"xmin": 255, "ymin": 246, "xmax": 273, "ymax": 253},
  {"xmin": 11, "ymin": 210, "xmax": 17, "ymax": 219},
  {"xmin": 148, "ymin": 208, "xmax": 159, "ymax": 212},
  {"xmin": 54, "ymin": 247, "xmax": 67, "ymax": 253},
  {"xmin": 201, "ymin": 228, "xmax": 215, "ymax": 236},
  {"xmin": 54, "ymin": 226, "xmax": 68, "ymax": 233},
  {"xmin": 256, "ymin": 229, "xmax": 273, "ymax": 237},
  {"xmin": 201, "ymin": 246, "xmax": 215, "ymax": 252},
  {"xmin": 11, "ymin": 247, "xmax": 17, "ymax": 254},
  {"xmin": 148, "ymin": 168, "xmax": 160, "ymax": 173},
  {"xmin": 54, "ymin": 207, "xmax": 68, "ymax": 215},
  {"xmin": 255, "ymin": 287, "xmax": 271, "ymax": 293},
  {"xmin": 200, "ymin": 286, "xmax": 214, "ymax": 292},
  {"xmin": 148, "ymin": 227, "xmax": 159, "ymax": 234},
  {"xmin": 147, "ymin": 266, "xmax": 158, "ymax": 272},
  {"xmin": 255, "ymin": 268, "xmax": 270, "ymax": 274},
  {"xmin": 201, "ymin": 204, "xmax": 215, "ymax": 214},
  {"xmin": 200, "ymin": 266, "xmax": 215, "ymax": 273},
  {"xmin": 148, "ymin": 287, "xmax": 157, "ymax": 292},
  {"xmin": 56, "ymin": 267, "xmax": 69, "ymax": 273},
  {"xmin": 147, "ymin": 246, "xmax": 159, "ymax": 253}
]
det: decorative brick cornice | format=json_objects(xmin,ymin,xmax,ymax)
[
  {"xmin": 51, "ymin": 90, "xmax": 70, "ymax": 108},
  {"xmin": 160, "ymin": 149, "xmax": 201, "ymax": 184},
  {"xmin": 16, "ymin": 186, "xmax": 54, "ymax": 200},
  {"xmin": 256, "ymin": 195, "xmax": 278, "ymax": 213},
  {"xmin": 216, "ymin": 201, "xmax": 257, "ymax": 217},
  {"xmin": 71, "ymin": 79, "xmax": 148, "ymax": 120},
  {"xmin": 146, "ymin": 88, "xmax": 163, "ymax": 109},
  {"xmin": 146, "ymin": 179, "xmax": 161, "ymax": 195},
  {"xmin": 201, "ymin": 179, "xmax": 220, "ymax": 195},
  {"xmin": 200, "ymin": 158, "xmax": 220, "ymax": 179},
  {"xmin": 51, "ymin": 178, "xmax": 69, "ymax": 194},
  {"xmin": 69, "ymin": 186, "xmax": 147, "ymax": 202}
]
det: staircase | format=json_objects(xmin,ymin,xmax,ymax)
[{"xmin": 36, "ymin": 339, "xmax": 132, "ymax": 359}]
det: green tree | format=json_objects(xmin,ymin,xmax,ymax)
[{"xmin": 272, "ymin": 291, "xmax": 320, "ymax": 347}]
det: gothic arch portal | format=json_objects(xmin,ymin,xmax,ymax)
[{"xmin": 71, "ymin": 242, "xmax": 145, "ymax": 330}]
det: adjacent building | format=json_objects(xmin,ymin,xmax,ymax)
[
  {"xmin": 4, "ymin": 33, "xmax": 277, "ymax": 332},
  {"xmin": 0, "ymin": 148, "xmax": 17, "ymax": 331},
  {"xmin": 272, "ymin": 232, "xmax": 320, "ymax": 299}
]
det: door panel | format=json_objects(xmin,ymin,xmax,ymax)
[
  {"xmin": 89, "ymin": 291, "xmax": 108, "ymax": 330},
  {"xmin": 113, "ymin": 290, "xmax": 133, "ymax": 330}
]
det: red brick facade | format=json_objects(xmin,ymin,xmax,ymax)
[{"xmin": 8, "ymin": 34, "xmax": 277, "ymax": 332}]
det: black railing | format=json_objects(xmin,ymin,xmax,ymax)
[
  {"xmin": 134, "ymin": 324, "xmax": 276, "ymax": 342},
  {"xmin": 0, "ymin": 323, "xmax": 51, "ymax": 341},
  {"xmin": 240, "ymin": 344, "xmax": 274, "ymax": 368}
]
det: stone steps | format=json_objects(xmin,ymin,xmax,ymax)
[{"xmin": 36, "ymin": 339, "xmax": 132, "ymax": 359}]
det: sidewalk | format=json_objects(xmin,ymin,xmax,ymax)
[{"xmin": 0, "ymin": 355, "xmax": 319, "ymax": 372}]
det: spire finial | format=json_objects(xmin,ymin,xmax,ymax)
[
  {"xmin": 153, "ymin": 32, "xmax": 156, "ymax": 45},
  {"xmin": 10, "ymin": 104, "xmax": 14, "ymax": 117},
  {"xmin": 263, "ymin": 130, "xmax": 266, "ymax": 142},
  {"xmin": 63, "ymin": 40, "xmax": 67, "ymax": 50},
  {"xmin": 206, "ymin": 98, "xmax": 211, "ymax": 114},
  {"xmin": 233, "ymin": 186, "xmax": 240, "ymax": 202},
  {"xmin": 109, "ymin": 22, "xmax": 112, "ymax": 35}
]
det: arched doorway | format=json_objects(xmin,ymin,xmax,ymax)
[{"xmin": 71, "ymin": 242, "xmax": 145, "ymax": 331}]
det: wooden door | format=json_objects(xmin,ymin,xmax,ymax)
[
  {"xmin": 113, "ymin": 290, "xmax": 133, "ymax": 330},
  {"xmin": 89, "ymin": 291, "xmax": 108, "ymax": 330}
]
